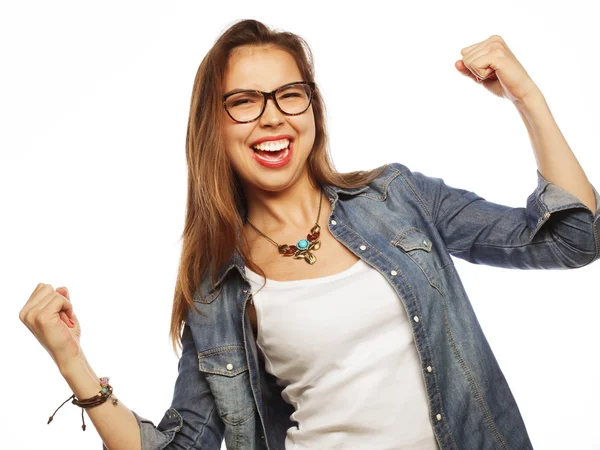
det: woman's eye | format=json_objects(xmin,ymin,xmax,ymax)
[{"xmin": 231, "ymin": 98, "xmax": 256, "ymax": 107}]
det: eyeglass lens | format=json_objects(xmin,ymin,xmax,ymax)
[{"xmin": 225, "ymin": 84, "xmax": 312, "ymax": 122}]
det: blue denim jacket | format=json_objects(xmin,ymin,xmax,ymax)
[{"xmin": 111, "ymin": 162, "xmax": 599, "ymax": 450}]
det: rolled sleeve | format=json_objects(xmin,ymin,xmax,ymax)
[
  {"xmin": 101, "ymin": 408, "xmax": 183, "ymax": 450},
  {"xmin": 397, "ymin": 162, "xmax": 600, "ymax": 269},
  {"xmin": 527, "ymin": 168, "xmax": 600, "ymax": 232}
]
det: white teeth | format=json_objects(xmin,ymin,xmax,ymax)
[
  {"xmin": 252, "ymin": 138, "xmax": 290, "ymax": 151},
  {"xmin": 255, "ymin": 148, "xmax": 290, "ymax": 162}
]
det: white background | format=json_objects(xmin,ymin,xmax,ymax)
[{"xmin": 1, "ymin": 1, "xmax": 599, "ymax": 449}]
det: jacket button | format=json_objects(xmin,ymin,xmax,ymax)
[
  {"xmin": 436, "ymin": 414, "xmax": 442, "ymax": 421},
  {"xmin": 331, "ymin": 220, "xmax": 337, "ymax": 225},
  {"xmin": 359, "ymin": 245, "xmax": 366, "ymax": 250},
  {"xmin": 413, "ymin": 316, "xmax": 420, "ymax": 322},
  {"xmin": 226, "ymin": 363, "xmax": 233, "ymax": 370},
  {"xmin": 390, "ymin": 270, "xmax": 397, "ymax": 276},
  {"xmin": 427, "ymin": 366, "xmax": 432, "ymax": 372}
]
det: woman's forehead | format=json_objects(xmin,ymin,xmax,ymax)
[{"xmin": 224, "ymin": 46, "xmax": 302, "ymax": 92}]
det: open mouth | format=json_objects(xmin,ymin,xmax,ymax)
[{"xmin": 250, "ymin": 138, "xmax": 292, "ymax": 163}]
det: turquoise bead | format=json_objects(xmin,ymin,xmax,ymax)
[{"xmin": 297, "ymin": 239, "xmax": 309, "ymax": 250}]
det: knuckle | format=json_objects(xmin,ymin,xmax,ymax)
[
  {"xmin": 57, "ymin": 293, "xmax": 71, "ymax": 304},
  {"xmin": 35, "ymin": 284, "xmax": 53, "ymax": 298},
  {"xmin": 33, "ymin": 313, "xmax": 44, "ymax": 327}
]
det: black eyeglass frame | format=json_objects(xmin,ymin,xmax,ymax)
[{"xmin": 222, "ymin": 81, "xmax": 316, "ymax": 124}]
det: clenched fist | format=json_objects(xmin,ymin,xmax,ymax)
[{"xmin": 19, "ymin": 284, "xmax": 82, "ymax": 373}]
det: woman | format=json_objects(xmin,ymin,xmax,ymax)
[{"xmin": 20, "ymin": 19, "xmax": 599, "ymax": 450}]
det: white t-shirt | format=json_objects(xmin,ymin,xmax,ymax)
[{"xmin": 244, "ymin": 258, "xmax": 439, "ymax": 450}]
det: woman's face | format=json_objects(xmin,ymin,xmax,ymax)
[{"xmin": 222, "ymin": 45, "xmax": 316, "ymax": 194}]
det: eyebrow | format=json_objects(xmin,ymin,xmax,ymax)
[
  {"xmin": 222, "ymin": 81, "xmax": 304, "ymax": 98},
  {"xmin": 222, "ymin": 87, "xmax": 252, "ymax": 97}
]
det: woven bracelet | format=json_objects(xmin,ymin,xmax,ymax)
[{"xmin": 48, "ymin": 376, "xmax": 119, "ymax": 431}]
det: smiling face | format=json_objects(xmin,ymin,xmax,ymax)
[{"xmin": 222, "ymin": 45, "xmax": 316, "ymax": 195}]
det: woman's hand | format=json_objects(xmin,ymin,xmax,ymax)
[
  {"xmin": 456, "ymin": 35, "xmax": 541, "ymax": 103},
  {"xmin": 19, "ymin": 284, "xmax": 83, "ymax": 372}
]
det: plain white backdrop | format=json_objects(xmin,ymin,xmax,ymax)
[{"xmin": 1, "ymin": 1, "xmax": 599, "ymax": 449}]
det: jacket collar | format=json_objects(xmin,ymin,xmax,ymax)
[{"xmin": 196, "ymin": 166, "xmax": 393, "ymax": 299}]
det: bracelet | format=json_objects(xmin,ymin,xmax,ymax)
[{"xmin": 48, "ymin": 376, "xmax": 119, "ymax": 431}]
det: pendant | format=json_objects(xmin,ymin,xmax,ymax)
[{"xmin": 278, "ymin": 224, "xmax": 321, "ymax": 265}]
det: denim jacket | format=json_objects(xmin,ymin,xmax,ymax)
[{"xmin": 110, "ymin": 162, "xmax": 600, "ymax": 450}]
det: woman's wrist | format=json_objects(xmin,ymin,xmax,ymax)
[{"xmin": 59, "ymin": 353, "xmax": 101, "ymax": 399}]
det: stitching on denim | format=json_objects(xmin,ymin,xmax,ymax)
[
  {"xmin": 194, "ymin": 284, "xmax": 223, "ymax": 303},
  {"xmin": 529, "ymin": 185, "xmax": 551, "ymax": 242},
  {"xmin": 391, "ymin": 227, "xmax": 432, "ymax": 253},
  {"xmin": 440, "ymin": 270, "xmax": 509, "ymax": 450},
  {"xmin": 234, "ymin": 415, "xmax": 239, "ymax": 450},
  {"xmin": 332, "ymin": 218, "xmax": 458, "ymax": 448},
  {"xmin": 200, "ymin": 367, "xmax": 248, "ymax": 377},
  {"xmin": 355, "ymin": 168, "xmax": 400, "ymax": 201},
  {"xmin": 335, "ymin": 221, "xmax": 398, "ymax": 269},
  {"xmin": 222, "ymin": 408, "xmax": 256, "ymax": 427},
  {"xmin": 591, "ymin": 220, "xmax": 600, "ymax": 264},
  {"xmin": 392, "ymin": 226, "xmax": 455, "ymax": 269},
  {"xmin": 166, "ymin": 407, "xmax": 183, "ymax": 431},
  {"xmin": 198, "ymin": 345, "xmax": 249, "ymax": 376},
  {"xmin": 391, "ymin": 256, "xmax": 458, "ymax": 449},
  {"xmin": 241, "ymin": 295, "xmax": 271, "ymax": 450},
  {"xmin": 573, "ymin": 215, "xmax": 600, "ymax": 267},
  {"xmin": 534, "ymin": 186, "xmax": 600, "ymax": 265},
  {"xmin": 391, "ymin": 231, "xmax": 450, "ymax": 285},
  {"xmin": 393, "ymin": 245, "xmax": 443, "ymax": 293},
  {"xmin": 425, "ymin": 268, "xmax": 459, "ymax": 450},
  {"xmin": 395, "ymin": 169, "xmax": 435, "ymax": 222},
  {"xmin": 198, "ymin": 345, "xmax": 245, "ymax": 357},
  {"xmin": 188, "ymin": 401, "xmax": 219, "ymax": 449}
]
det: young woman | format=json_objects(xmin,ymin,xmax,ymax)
[{"xmin": 21, "ymin": 19, "xmax": 599, "ymax": 450}]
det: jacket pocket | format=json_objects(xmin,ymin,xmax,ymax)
[
  {"xmin": 193, "ymin": 283, "xmax": 222, "ymax": 304},
  {"xmin": 198, "ymin": 345, "xmax": 256, "ymax": 426},
  {"xmin": 392, "ymin": 227, "xmax": 452, "ymax": 288}
]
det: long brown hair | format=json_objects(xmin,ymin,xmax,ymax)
[{"xmin": 169, "ymin": 19, "xmax": 386, "ymax": 356}]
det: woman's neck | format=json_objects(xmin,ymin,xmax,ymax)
[{"xmin": 243, "ymin": 175, "xmax": 327, "ymax": 235}]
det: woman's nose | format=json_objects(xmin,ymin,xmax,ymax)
[{"xmin": 259, "ymin": 97, "xmax": 284, "ymax": 127}]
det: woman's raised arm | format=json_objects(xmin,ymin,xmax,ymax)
[{"xmin": 394, "ymin": 162, "xmax": 600, "ymax": 269}]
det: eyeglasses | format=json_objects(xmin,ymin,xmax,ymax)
[{"xmin": 222, "ymin": 81, "xmax": 315, "ymax": 123}]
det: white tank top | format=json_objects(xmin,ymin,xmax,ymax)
[{"xmin": 244, "ymin": 258, "xmax": 439, "ymax": 450}]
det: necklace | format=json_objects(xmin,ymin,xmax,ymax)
[{"xmin": 245, "ymin": 187, "xmax": 323, "ymax": 265}]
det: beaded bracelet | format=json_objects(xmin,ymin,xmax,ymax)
[{"xmin": 48, "ymin": 376, "xmax": 119, "ymax": 431}]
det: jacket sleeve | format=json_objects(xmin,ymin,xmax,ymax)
[
  {"xmin": 393, "ymin": 162, "xmax": 600, "ymax": 269},
  {"xmin": 102, "ymin": 323, "xmax": 224, "ymax": 450}
]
